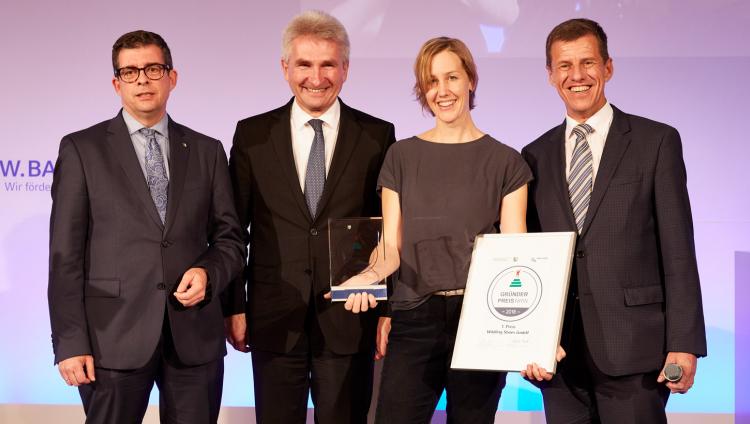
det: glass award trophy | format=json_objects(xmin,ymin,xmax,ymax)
[{"xmin": 328, "ymin": 217, "xmax": 388, "ymax": 301}]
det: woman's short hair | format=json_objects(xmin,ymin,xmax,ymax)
[{"xmin": 413, "ymin": 37, "xmax": 478, "ymax": 116}]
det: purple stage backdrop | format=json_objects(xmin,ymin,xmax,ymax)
[{"xmin": 1, "ymin": 0, "xmax": 747, "ymax": 415}]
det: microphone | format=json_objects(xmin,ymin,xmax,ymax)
[{"xmin": 663, "ymin": 363, "xmax": 683, "ymax": 382}]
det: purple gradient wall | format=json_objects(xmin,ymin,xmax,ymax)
[
  {"xmin": 1, "ymin": 0, "xmax": 747, "ymax": 414},
  {"xmin": 737, "ymin": 252, "xmax": 750, "ymax": 423}
]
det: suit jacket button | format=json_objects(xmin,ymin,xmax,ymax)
[
  {"xmin": 157, "ymin": 283, "xmax": 166, "ymax": 290},
  {"xmin": 310, "ymin": 228, "xmax": 318, "ymax": 236},
  {"xmin": 576, "ymin": 250, "xmax": 585, "ymax": 258},
  {"xmin": 161, "ymin": 240, "xmax": 171, "ymax": 248}
]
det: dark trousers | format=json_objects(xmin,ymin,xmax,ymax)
[
  {"xmin": 540, "ymin": 306, "xmax": 670, "ymax": 424},
  {"xmin": 376, "ymin": 295, "xmax": 506, "ymax": 424},
  {"xmin": 251, "ymin": 306, "xmax": 374, "ymax": 424},
  {"xmin": 78, "ymin": 318, "xmax": 224, "ymax": 424}
]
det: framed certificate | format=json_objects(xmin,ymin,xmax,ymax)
[
  {"xmin": 450, "ymin": 232, "xmax": 576, "ymax": 373},
  {"xmin": 328, "ymin": 217, "xmax": 388, "ymax": 301}
]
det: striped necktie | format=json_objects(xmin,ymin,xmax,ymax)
[
  {"xmin": 140, "ymin": 128, "xmax": 168, "ymax": 224},
  {"xmin": 304, "ymin": 119, "xmax": 326, "ymax": 218},
  {"xmin": 568, "ymin": 123, "xmax": 594, "ymax": 233}
]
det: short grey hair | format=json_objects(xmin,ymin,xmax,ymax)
[{"xmin": 281, "ymin": 10, "xmax": 350, "ymax": 62}]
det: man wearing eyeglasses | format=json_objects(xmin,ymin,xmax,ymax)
[{"xmin": 48, "ymin": 30, "xmax": 245, "ymax": 423}]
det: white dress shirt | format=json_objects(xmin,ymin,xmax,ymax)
[
  {"xmin": 564, "ymin": 102, "xmax": 614, "ymax": 183},
  {"xmin": 290, "ymin": 98, "xmax": 341, "ymax": 191}
]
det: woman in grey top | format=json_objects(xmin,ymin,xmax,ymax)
[{"xmin": 342, "ymin": 37, "xmax": 557, "ymax": 423}]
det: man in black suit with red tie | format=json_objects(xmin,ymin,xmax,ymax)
[
  {"xmin": 522, "ymin": 19, "xmax": 707, "ymax": 423},
  {"xmin": 48, "ymin": 30, "xmax": 245, "ymax": 423},
  {"xmin": 223, "ymin": 10, "xmax": 396, "ymax": 424}
]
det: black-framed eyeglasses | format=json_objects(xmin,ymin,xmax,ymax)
[{"xmin": 115, "ymin": 63, "xmax": 172, "ymax": 83}]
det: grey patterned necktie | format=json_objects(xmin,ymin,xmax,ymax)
[
  {"xmin": 140, "ymin": 128, "xmax": 168, "ymax": 224},
  {"xmin": 568, "ymin": 123, "xmax": 594, "ymax": 233},
  {"xmin": 304, "ymin": 119, "xmax": 326, "ymax": 218}
]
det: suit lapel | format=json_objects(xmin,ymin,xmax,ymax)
[
  {"xmin": 270, "ymin": 100, "xmax": 313, "ymax": 222},
  {"xmin": 106, "ymin": 112, "xmax": 164, "ymax": 230},
  {"xmin": 548, "ymin": 122, "xmax": 578, "ymax": 230},
  {"xmin": 315, "ymin": 100, "xmax": 361, "ymax": 222},
  {"xmin": 581, "ymin": 106, "xmax": 632, "ymax": 236},
  {"xmin": 164, "ymin": 117, "xmax": 189, "ymax": 233}
]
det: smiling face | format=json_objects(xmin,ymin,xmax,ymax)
[
  {"xmin": 282, "ymin": 35, "xmax": 348, "ymax": 117},
  {"xmin": 548, "ymin": 34, "xmax": 613, "ymax": 122},
  {"xmin": 425, "ymin": 50, "xmax": 474, "ymax": 125},
  {"xmin": 112, "ymin": 44, "xmax": 176, "ymax": 127}
]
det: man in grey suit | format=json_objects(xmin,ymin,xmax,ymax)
[
  {"xmin": 522, "ymin": 18, "xmax": 707, "ymax": 423},
  {"xmin": 48, "ymin": 30, "xmax": 245, "ymax": 423}
]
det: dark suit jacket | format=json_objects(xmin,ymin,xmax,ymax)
[
  {"xmin": 522, "ymin": 105, "xmax": 707, "ymax": 376},
  {"xmin": 48, "ymin": 111, "xmax": 245, "ymax": 369},
  {"xmin": 225, "ymin": 99, "xmax": 396, "ymax": 355}
]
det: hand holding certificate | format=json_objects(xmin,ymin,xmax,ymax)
[{"xmin": 450, "ymin": 232, "xmax": 576, "ymax": 373}]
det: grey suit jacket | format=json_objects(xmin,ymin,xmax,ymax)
[
  {"xmin": 522, "ymin": 105, "xmax": 707, "ymax": 376},
  {"xmin": 48, "ymin": 111, "xmax": 245, "ymax": 369}
]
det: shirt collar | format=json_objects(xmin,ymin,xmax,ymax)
[
  {"xmin": 122, "ymin": 108, "xmax": 170, "ymax": 138},
  {"xmin": 290, "ymin": 98, "xmax": 340, "ymax": 131},
  {"xmin": 565, "ymin": 102, "xmax": 613, "ymax": 139}
]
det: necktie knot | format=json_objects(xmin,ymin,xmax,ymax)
[
  {"xmin": 308, "ymin": 119, "xmax": 324, "ymax": 134},
  {"xmin": 139, "ymin": 127, "xmax": 157, "ymax": 138},
  {"xmin": 571, "ymin": 123, "xmax": 594, "ymax": 142}
]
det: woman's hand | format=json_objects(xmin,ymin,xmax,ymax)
[
  {"xmin": 375, "ymin": 317, "xmax": 392, "ymax": 360},
  {"xmin": 520, "ymin": 345, "xmax": 566, "ymax": 381}
]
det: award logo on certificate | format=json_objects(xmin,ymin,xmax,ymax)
[
  {"xmin": 328, "ymin": 217, "xmax": 388, "ymax": 301},
  {"xmin": 450, "ymin": 232, "xmax": 576, "ymax": 373}
]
